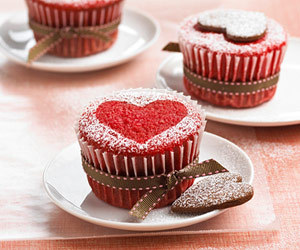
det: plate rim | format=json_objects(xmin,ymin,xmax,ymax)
[
  {"xmin": 156, "ymin": 37, "xmax": 300, "ymax": 127},
  {"xmin": 0, "ymin": 8, "xmax": 160, "ymax": 73},
  {"xmin": 43, "ymin": 132, "xmax": 254, "ymax": 232}
]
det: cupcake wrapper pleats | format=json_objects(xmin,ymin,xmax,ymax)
[
  {"xmin": 25, "ymin": 0, "xmax": 124, "ymax": 57},
  {"xmin": 179, "ymin": 37, "xmax": 286, "ymax": 82}
]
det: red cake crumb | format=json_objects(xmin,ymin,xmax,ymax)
[
  {"xmin": 78, "ymin": 90, "xmax": 204, "ymax": 155},
  {"xmin": 96, "ymin": 100, "xmax": 188, "ymax": 144}
]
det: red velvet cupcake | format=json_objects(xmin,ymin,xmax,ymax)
[
  {"xmin": 75, "ymin": 89, "xmax": 206, "ymax": 209},
  {"xmin": 178, "ymin": 9, "xmax": 287, "ymax": 108},
  {"xmin": 25, "ymin": 0, "xmax": 124, "ymax": 58}
]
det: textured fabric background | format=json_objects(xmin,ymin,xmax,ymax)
[{"xmin": 1, "ymin": 0, "xmax": 300, "ymax": 249}]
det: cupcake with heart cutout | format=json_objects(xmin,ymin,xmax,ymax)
[
  {"xmin": 178, "ymin": 9, "xmax": 287, "ymax": 108},
  {"xmin": 75, "ymin": 88, "xmax": 206, "ymax": 209}
]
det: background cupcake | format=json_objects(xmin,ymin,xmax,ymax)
[
  {"xmin": 178, "ymin": 9, "xmax": 287, "ymax": 108},
  {"xmin": 75, "ymin": 88, "xmax": 206, "ymax": 209},
  {"xmin": 25, "ymin": 0, "xmax": 124, "ymax": 58}
]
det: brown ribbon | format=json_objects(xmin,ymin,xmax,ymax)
[
  {"xmin": 163, "ymin": 42, "xmax": 279, "ymax": 93},
  {"xmin": 82, "ymin": 155, "xmax": 228, "ymax": 220},
  {"xmin": 184, "ymin": 66, "xmax": 279, "ymax": 93},
  {"xmin": 162, "ymin": 42, "xmax": 181, "ymax": 52},
  {"xmin": 28, "ymin": 18, "xmax": 121, "ymax": 63}
]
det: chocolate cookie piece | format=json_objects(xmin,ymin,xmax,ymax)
[
  {"xmin": 171, "ymin": 172, "xmax": 254, "ymax": 214},
  {"xmin": 197, "ymin": 9, "xmax": 267, "ymax": 43}
]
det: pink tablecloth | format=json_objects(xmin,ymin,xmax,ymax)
[{"xmin": 1, "ymin": 0, "xmax": 300, "ymax": 248}]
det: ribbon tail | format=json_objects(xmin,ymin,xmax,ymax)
[
  {"xmin": 129, "ymin": 159, "xmax": 229, "ymax": 220},
  {"xmin": 130, "ymin": 188, "xmax": 168, "ymax": 220},
  {"xmin": 29, "ymin": 21, "xmax": 54, "ymax": 36},
  {"xmin": 28, "ymin": 32, "xmax": 62, "ymax": 63},
  {"xmin": 177, "ymin": 159, "xmax": 229, "ymax": 178},
  {"xmin": 162, "ymin": 42, "xmax": 181, "ymax": 52}
]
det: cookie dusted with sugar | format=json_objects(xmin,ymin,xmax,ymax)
[
  {"xmin": 178, "ymin": 9, "xmax": 287, "ymax": 108},
  {"xmin": 171, "ymin": 172, "xmax": 254, "ymax": 214},
  {"xmin": 76, "ymin": 88, "xmax": 206, "ymax": 209}
]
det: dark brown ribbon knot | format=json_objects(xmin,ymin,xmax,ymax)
[
  {"xmin": 82, "ymin": 155, "xmax": 229, "ymax": 220},
  {"xmin": 28, "ymin": 18, "xmax": 121, "ymax": 63},
  {"xmin": 166, "ymin": 172, "xmax": 179, "ymax": 190},
  {"xmin": 58, "ymin": 27, "xmax": 78, "ymax": 39}
]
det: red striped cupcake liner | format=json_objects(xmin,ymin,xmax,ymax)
[
  {"xmin": 178, "ymin": 34, "xmax": 287, "ymax": 83},
  {"xmin": 179, "ymin": 40, "xmax": 286, "ymax": 107},
  {"xmin": 184, "ymin": 76, "xmax": 278, "ymax": 108},
  {"xmin": 77, "ymin": 128, "xmax": 204, "ymax": 209},
  {"xmin": 25, "ymin": 0, "xmax": 124, "ymax": 57}
]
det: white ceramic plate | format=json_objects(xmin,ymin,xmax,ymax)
[
  {"xmin": 43, "ymin": 132, "xmax": 254, "ymax": 231},
  {"xmin": 0, "ymin": 8, "xmax": 159, "ymax": 72},
  {"xmin": 156, "ymin": 38, "xmax": 300, "ymax": 127}
]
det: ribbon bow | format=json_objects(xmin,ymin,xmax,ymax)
[
  {"xmin": 28, "ymin": 18, "xmax": 121, "ymax": 63},
  {"xmin": 82, "ymin": 156, "xmax": 228, "ymax": 220},
  {"xmin": 162, "ymin": 42, "xmax": 279, "ymax": 93}
]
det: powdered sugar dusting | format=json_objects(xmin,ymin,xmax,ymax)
[
  {"xmin": 78, "ymin": 89, "xmax": 205, "ymax": 155},
  {"xmin": 179, "ymin": 13, "xmax": 286, "ymax": 55},
  {"xmin": 198, "ymin": 9, "xmax": 266, "ymax": 40},
  {"xmin": 172, "ymin": 173, "xmax": 253, "ymax": 211}
]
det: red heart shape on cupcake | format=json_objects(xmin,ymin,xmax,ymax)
[{"xmin": 96, "ymin": 100, "xmax": 188, "ymax": 144}]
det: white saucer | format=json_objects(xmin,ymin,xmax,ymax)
[
  {"xmin": 157, "ymin": 38, "xmax": 300, "ymax": 127},
  {"xmin": 0, "ymin": 8, "xmax": 159, "ymax": 72},
  {"xmin": 43, "ymin": 132, "xmax": 254, "ymax": 231}
]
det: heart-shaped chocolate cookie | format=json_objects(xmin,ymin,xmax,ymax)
[
  {"xmin": 197, "ymin": 9, "xmax": 267, "ymax": 43},
  {"xmin": 171, "ymin": 172, "xmax": 253, "ymax": 214}
]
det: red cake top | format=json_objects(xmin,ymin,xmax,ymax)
[
  {"xmin": 179, "ymin": 10, "xmax": 287, "ymax": 56},
  {"xmin": 77, "ymin": 89, "xmax": 205, "ymax": 155},
  {"xmin": 34, "ymin": 0, "xmax": 121, "ymax": 10}
]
